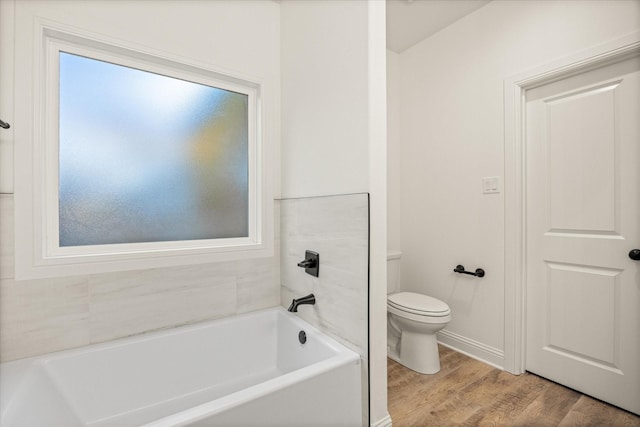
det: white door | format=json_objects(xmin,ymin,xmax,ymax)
[{"xmin": 525, "ymin": 53, "xmax": 640, "ymax": 415}]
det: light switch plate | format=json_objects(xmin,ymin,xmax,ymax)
[{"xmin": 482, "ymin": 176, "xmax": 500, "ymax": 194}]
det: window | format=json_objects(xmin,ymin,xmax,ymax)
[
  {"xmin": 59, "ymin": 52, "xmax": 250, "ymax": 246},
  {"xmin": 15, "ymin": 28, "xmax": 272, "ymax": 279}
]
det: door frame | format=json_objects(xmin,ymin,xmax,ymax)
[{"xmin": 503, "ymin": 31, "xmax": 640, "ymax": 375}]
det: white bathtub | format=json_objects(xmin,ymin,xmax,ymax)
[{"xmin": 0, "ymin": 307, "xmax": 363, "ymax": 426}]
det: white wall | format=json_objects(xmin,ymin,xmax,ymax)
[
  {"xmin": 367, "ymin": 3, "xmax": 389, "ymax": 426},
  {"xmin": 386, "ymin": 49, "xmax": 401, "ymax": 251},
  {"xmin": 280, "ymin": 0, "xmax": 369, "ymax": 199},
  {"xmin": 0, "ymin": 2, "xmax": 14, "ymax": 194},
  {"xmin": 393, "ymin": 0, "xmax": 640, "ymax": 366},
  {"xmin": 0, "ymin": 0, "xmax": 281, "ymax": 362}
]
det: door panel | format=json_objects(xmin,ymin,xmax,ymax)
[
  {"xmin": 545, "ymin": 262, "xmax": 619, "ymax": 367},
  {"xmin": 546, "ymin": 82, "xmax": 617, "ymax": 233},
  {"xmin": 525, "ymin": 54, "xmax": 640, "ymax": 415}
]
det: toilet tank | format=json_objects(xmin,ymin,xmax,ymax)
[{"xmin": 387, "ymin": 250, "xmax": 402, "ymax": 294}]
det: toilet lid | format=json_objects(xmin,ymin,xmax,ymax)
[{"xmin": 388, "ymin": 292, "xmax": 450, "ymax": 317}]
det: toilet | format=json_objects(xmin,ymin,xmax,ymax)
[{"xmin": 387, "ymin": 251, "xmax": 451, "ymax": 374}]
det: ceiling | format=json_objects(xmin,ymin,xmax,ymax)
[{"xmin": 386, "ymin": 0, "xmax": 491, "ymax": 53}]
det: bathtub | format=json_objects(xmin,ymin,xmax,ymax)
[{"xmin": 0, "ymin": 307, "xmax": 363, "ymax": 426}]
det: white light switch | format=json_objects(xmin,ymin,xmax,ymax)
[{"xmin": 482, "ymin": 176, "xmax": 500, "ymax": 194}]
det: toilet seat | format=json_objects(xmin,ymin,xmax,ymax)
[{"xmin": 387, "ymin": 292, "xmax": 450, "ymax": 317}]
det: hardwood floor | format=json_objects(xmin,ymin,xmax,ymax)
[{"xmin": 387, "ymin": 346, "xmax": 640, "ymax": 426}]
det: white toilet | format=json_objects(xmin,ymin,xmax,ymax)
[{"xmin": 387, "ymin": 251, "xmax": 451, "ymax": 374}]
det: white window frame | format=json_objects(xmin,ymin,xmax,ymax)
[{"xmin": 15, "ymin": 26, "xmax": 273, "ymax": 279}]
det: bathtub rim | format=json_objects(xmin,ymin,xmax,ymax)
[{"xmin": 0, "ymin": 306, "xmax": 361, "ymax": 426}]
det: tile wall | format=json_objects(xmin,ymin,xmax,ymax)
[
  {"xmin": 279, "ymin": 193, "xmax": 369, "ymax": 357},
  {"xmin": 0, "ymin": 194, "xmax": 280, "ymax": 362},
  {"xmin": 1, "ymin": 192, "xmax": 370, "ymax": 372}
]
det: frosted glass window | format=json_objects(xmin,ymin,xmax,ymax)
[{"xmin": 58, "ymin": 52, "xmax": 249, "ymax": 246}]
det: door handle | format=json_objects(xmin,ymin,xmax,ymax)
[{"xmin": 629, "ymin": 249, "xmax": 640, "ymax": 261}]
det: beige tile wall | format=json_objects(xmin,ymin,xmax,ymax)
[
  {"xmin": 0, "ymin": 194, "xmax": 280, "ymax": 362},
  {"xmin": 279, "ymin": 193, "xmax": 369, "ymax": 357},
  {"xmin": 1, "ymin": 193, "xmax": 369, "ymax": 365}
]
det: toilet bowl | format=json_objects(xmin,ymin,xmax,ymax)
[
  {"xmin": 386, "ymin": 250, "xmax": 451, "ymax": 374},
  {"xmin": 387, "ymin": 292, "xmax": 451, "ymax": 374}
]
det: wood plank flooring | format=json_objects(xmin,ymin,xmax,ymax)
[{"xmin": 387, "ymin": 346, "xmax": 640, "ymax": 426}]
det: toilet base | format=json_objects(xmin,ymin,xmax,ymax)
[{"xmin": 397, "ymin": 331, "xmax": 441, "ymax": 374}]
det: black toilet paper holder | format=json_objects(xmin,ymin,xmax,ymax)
[{"xmin": 454, "ymin": 264, "xmax": 485, "ymax": 278}]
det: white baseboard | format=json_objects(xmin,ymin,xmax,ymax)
[
  {"xmin": 371, "ymin": 413, "xmax": 392, "ymax": 427},
  {"xmin": 437, "ymin": 329, "xmax": 504, "ymax": 370}
]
